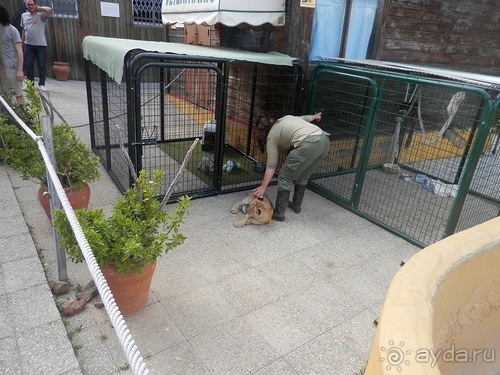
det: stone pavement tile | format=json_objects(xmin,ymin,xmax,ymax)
[
  {"xmin": 61, "ymin": 300, "xmax": 103, "ymax": 332},
  {"xmin": 286, "ymin": 278, "xmax": 368, "ymax": 333},
  {"xmin": 260, "ymin": 218, "xmax": 323, "ymax": 253},
  {"xmin": 188, "ymin": 244, "xmax": 253, "ymax": 283},
  {"xmin": 331, "ymin": 308, "xmax": 379, "ymax": 361},
  {"xmin": 334, "ymin": 273, "xmax": 390, "ymax": 310},
  {"xmin": 0, "ymin": 191, "xmax": 18, "ymax": 219},
  {"xmin": 0, "ymin": 265, "xmax": 5, "ymax": 297},
  {"xmin": 16, "ymin": 320, "xmax": 81, "ymax": 375},
  {"xmin": 283, "ymin": 326, "xmax": 366, "ymax": 375},
  {"xmin": 244, "ymin": 296, "xmax": 325, "ymax": 356},
  {"xmin": 290, "ymin": 240, "xmax": 365, "ymax": 279},
  {"xmin": 97, "ymin": 321, "xmax": 137, "ymax": 375},
  {"xmin": 9, "ymin": 183, "xmax": 40, "ymax": 207},
  {"xmin": 0, "ymin": 335, "xmax": 23, "ymax": 374},
  {"xmin": 343, "ymin": 226, "xmax": 418, "ymax": 261},
  {"xmin": 8, "ymin": 283, "xmax": 61, "ymax": 334},
  {"xmin": 87, "ymin": 166, "xmax": 121, "ymax": 210},
  {"xmin": 0, "ymin": 234, "xmax": 40, "ymax": 263},
  {"xmin": 0, "ymin": 293, "xmax": 14, "ymax": 340},
  {"xmin": 124, "ymin": 302, "xmax": 186, "ymax": 356},
  {"xmin": 255, "ymin": 253, "xmax": 317, "ymax": 297},
  {"xmin": 162, "ymin": 283, "xmax": 241, "ymax": 339},
  {"xmin": 296, "ymin": 220, "xmax": 348, "ymax": 244},
  {"xmin": 2, "ymin": 256, "xmax": 47, "ymax": 293},
  {"xmin": 146, "ymin": 341, "xmax": 210, "ymax": 374},
  {"xmin": 0, "ymin": 214, "xmax": 30, "ymax": 239},
  {"xmin": 254, "ymin": 358, "xmax": 298, "ymax": 374},
  {"xmin": 226, "ymin": 230, "xmax": 300, "ymax": 268},
  {"xmin": 151, "ymin": 252, "xmax": 212, "ymax": 301},
  {"xmin": 69, "ymin": 322, "xmax": 127, "ymax": 375},
  {"xmin": 214, "ymin": 267, "xmax": 285, "ymax": 315},
  {"xmin": 188, "ymin": 316, "xmax": 279, "ymax": 374}
]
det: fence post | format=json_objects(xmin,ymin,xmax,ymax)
[{"xmin": 40, "ymin": 115, "xmax": 68, "ymax": 281}]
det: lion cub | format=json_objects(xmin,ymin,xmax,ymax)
[{"xmin": 230, "ymin": 192, "xmax": 273, "ymax": 228}]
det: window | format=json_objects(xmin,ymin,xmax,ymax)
[
  {"xmin": 38, "ymin": 0, "xmax": 79, "ymax": 19},
  {"xmin": 133, "ymin": 0, "xmax": 162, "ymax": 26},
  {"xmin": 220, "ymin": 26, "xmax": 277, "ymax": 53},
  {"xmin": 309, "ymin": 0, "xmax": 380, "ymax": 61}
]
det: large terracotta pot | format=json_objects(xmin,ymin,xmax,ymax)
[
  {"xmin": 38, "ymin": 182, "xmax": 91, "ymax": 220},
  {"xmin": 52, "ymin": 61, "xmax": 71, "ymax": 81},
  {"xmin": 100, "ymin": 262, "xmax": 156, "ymax": 316}
]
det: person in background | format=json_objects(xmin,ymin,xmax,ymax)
[
  {"xmin": 21, "ymin": 0, "xmax": 51, "ymax": 92},
  {"xmin": 0, "ymin": 5, "xmax": 25, "ymax": 105},
  {"xmin": 253, "ymin": 112, "xmax": 330, "ymax": 222}
]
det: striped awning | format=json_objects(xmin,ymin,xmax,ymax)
[{"xmin": 161, "ymin": 0, "xmax": 286, "ymax": 27}]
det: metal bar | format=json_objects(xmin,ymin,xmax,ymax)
[
  {"xmin": 159, "ymin": 66, "xmax": 165, "ymax": 142},
  {"xmin": 84, "ymin": 59, "xmax": 96, "ymax": 151},
  {"xmin": 99, "ymin": 69, "xmax": 112, "ymax": 171},
  {"xmin": 339, "ymin": 0, "xmax": 353, "ymax": 58},
  {"xmin": 351, "ymin": 78, "xmax": 381, "ymax": 209},
  {"xmin": 246, "ymin": 64, "xmax": 259, "ymax": 155},
  {"xmin": 41, "ymin": 114, "xmax": 67, "ymax": 281},
  {"xmin": 444, "ymin": 99, "xmax": 495, "ymax": 236},
  {"xmin": 214, "ymin": 62, "xmax": 230, "ymax": 192}
]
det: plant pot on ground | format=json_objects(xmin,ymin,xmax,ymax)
[
  {"xmin": 0, "ymin": 82, "xmax": 101, "ymax": 219},
  {"xmin": 52, "ymin": 169, "xmax": 191, "ymax": 316},
  {"xmin": 52, "ymin": 61, "xmax": 71, "ymax": 81}
]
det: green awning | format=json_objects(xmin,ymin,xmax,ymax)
[{"xmin": 82, "ymin": 36, "xmax": 298, "ymax": 84}]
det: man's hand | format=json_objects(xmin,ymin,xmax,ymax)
[
  {"xmin": 252, "ymin": 186, "xmax": 266, "ymax": 198},
  {"xmin": 311, "ymin": 112, "xmax": 322, "ymax": 122}
]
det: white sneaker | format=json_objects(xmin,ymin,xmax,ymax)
[{"xmin": 39, "ymin": 84, "xmax": 47, "ymax": 92}]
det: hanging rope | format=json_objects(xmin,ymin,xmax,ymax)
[{"xmin": 0, "ymin": 95, "xmax": 150, "ymax": 375}]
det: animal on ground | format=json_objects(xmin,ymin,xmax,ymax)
[
  {"xmin": 197, "ymin": 156, "xmax": 214, "ymax": 175},
  {"xmin": 230, "ymin": 192, "xmax": 273, "ymax": 228}
]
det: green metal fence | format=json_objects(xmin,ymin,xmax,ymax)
[{"xmin": 306, "ymin": 61, "xmax": 500, "ymax": 247}]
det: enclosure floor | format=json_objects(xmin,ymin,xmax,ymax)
[{"xmin": 311, "ymin": 152, "xmax": 500, "ymax": 246}]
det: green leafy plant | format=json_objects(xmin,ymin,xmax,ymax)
[
  {"xmin": 52, "ymin": 169, "xmax": 191, "ymax": 274},
  {"xmin": 0, "ymin": 82, "xmax": 100, "ymax": 189}
]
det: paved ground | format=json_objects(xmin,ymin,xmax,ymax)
[{"xmin": 0, "ymin": 78, "xmax": 420, "ymax": 375}]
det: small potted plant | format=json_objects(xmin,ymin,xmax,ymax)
[
  {"xmin": 52, "ymin": 169, "xmax": 191, "ymax": 315},
  {"xmin": 0, "ymin": 82, "xmax": 101, "ymax": 218}
]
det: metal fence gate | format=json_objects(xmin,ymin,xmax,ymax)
[
  {"xmin": 86, "ymin": 40, "xmax": 500, "ymax": 247},
  {"xmin": 86, "ymin": 45, "xmax": 303, "ymax": 202},
  {"xmin": 306, "ymin": 62, "xmax": 500, "ymax": 247}
]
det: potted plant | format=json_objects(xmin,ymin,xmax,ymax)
[
  {"xmin": 52, "ymin": 169, "xmax": 191, "ymax": 315},
  {"xmin": 0, "ymin": 82, "xmax": 101, "ymax": 218}
]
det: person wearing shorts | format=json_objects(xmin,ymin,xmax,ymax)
[{"xmin": 0, "ymin": 5, "xmax": 25, "ymax": 105}]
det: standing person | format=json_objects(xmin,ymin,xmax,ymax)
[
  {"xmin": 0, "ymin": 5, "xmax": 25, "ymax": 105},
  {"xmin": 252, "ymin": 113, "xmax": 330, "ymax": 222},
  {"xmin": 21, "ymin": 0, "xmax": 51, "ymax": 92}
]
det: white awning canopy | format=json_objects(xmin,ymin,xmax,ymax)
[{"xmin": 161, "ymin": 0, "xmax": 286, "ymax": 27}]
